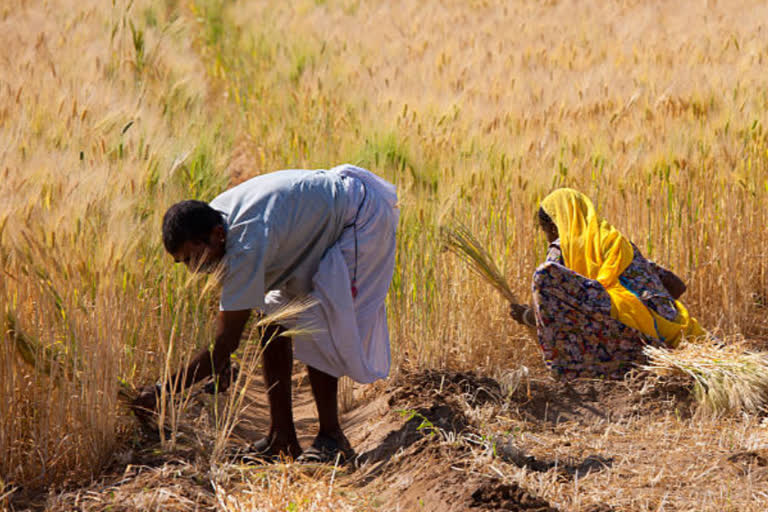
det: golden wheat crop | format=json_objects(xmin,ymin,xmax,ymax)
[
  {"xmin": 0, "ymin": 0, "xmax": 233, "ymax": 490},
  {"xmin": 3, "ymin": 0, "xmax": 768, "ymax": 510}
]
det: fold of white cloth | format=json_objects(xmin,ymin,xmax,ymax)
[{"xmin": 265, "ymin": 165, "xmax": 399, "ymax": 383}]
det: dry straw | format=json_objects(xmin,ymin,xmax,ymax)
[
  {"xmin": 440, "ymin": 221, "xmax": 518, "ymax": 304},
  {"xmin": 642, "ymin": 339, "xmax": 768, "ymax": 415}
]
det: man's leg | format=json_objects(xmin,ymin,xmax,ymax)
[
  {"xmin": 259, "ymin": 324, "xmax": 302, "ymax": 458},
  {"xmin": 307, "ymin": 366, "xmax": 352, "ymax": 452}
]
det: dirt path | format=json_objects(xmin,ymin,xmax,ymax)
[
  {"xmin": 38, "ymin": 368, "xmax": 757, "ymax": 512},
  {"xmin": 191, "ymin": 371, "xmax": 569, "ymax": 511},
  {"xmin": 227, "ymin": 371, "xmax": 566, "ymax": 511},
  {"xmin": 227, "ymin": 372, "xmax": 324, "ymax": 450}
]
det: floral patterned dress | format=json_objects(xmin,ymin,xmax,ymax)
[{"xmin": 532, "ymin": 239, "xmax": 679, "ymax": 379}]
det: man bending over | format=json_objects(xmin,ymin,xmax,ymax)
[{"xmin": 131, "ymin": 164, "xmax": 399, "ymax": 463}]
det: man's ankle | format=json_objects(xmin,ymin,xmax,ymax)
[
  {"xmin": 266, "ymin": 424, "xmax": 298, "ymax": 442},
  {"xmin": 319, "ymin": 427, "xmax": 350, "ymax": 447}
]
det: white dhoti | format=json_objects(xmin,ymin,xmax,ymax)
[{"xmin": 264, "ymin": 166, "xmax": 399, "ymax": 383}]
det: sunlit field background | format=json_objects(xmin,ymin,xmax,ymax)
[{"xmin": 2, "ymin": 0, "xmax": 768, "ymax": 509}]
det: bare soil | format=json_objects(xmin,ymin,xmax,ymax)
[{"xmin": 14, "ymin": 369, "xmax": 704, "ymax": 511}]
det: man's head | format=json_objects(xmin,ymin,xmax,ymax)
[{"xmin": 162, "ymin": 200, "xmax": 227, "ymax": 273}]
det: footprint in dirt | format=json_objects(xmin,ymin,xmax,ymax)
[
  {"xmin": 725, "ymin": 450, "xmax": 768, "ymax": 475},
  {"xmin": 469, "ymin": 481, "xmax": 557, "ymax": 511}
]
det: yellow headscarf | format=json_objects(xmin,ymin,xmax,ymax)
[{"xmin": 540, "ymin": 188, "xmax": 705, "ymax": 347}]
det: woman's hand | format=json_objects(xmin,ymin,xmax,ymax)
[{"xmin": 509, "ymin": 303, "xmax": 535, "ymax": 326}]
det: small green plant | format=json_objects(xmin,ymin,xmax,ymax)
[
  {"xmin": 194, "ymin": 0, "xmax": 225, "ymax": 48},
  {"xmin": 396, "ymin": 409, "xmax": 439, "ymax": 438}
]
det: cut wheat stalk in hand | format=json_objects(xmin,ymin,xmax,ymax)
[
  {"xmin": 440, "ymin": 221, "xmax": 518, "ymax": 304},
  {"xmin": 642, "ymin": 339, "xmax": 768, "ymax": 415}
]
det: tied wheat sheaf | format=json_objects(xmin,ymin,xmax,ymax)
[{"xmin": 440, "ymin": 221, "xmax": 518, "ymax": 304}]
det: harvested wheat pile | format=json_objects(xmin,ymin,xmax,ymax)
[{"xmin": 643, "ymin": 338, "xmax": 768, "ymax": 415}]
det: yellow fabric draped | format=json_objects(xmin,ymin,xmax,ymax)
[{"xmin": 540, "ymin": 188, "xmax": 705, "ymax": 347}]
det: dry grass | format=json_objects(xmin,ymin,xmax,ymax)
[
  {"xmin": 45, "ymin": 462, "xmax": 359, "ymax": 512},
  {"xmin": 486, "ymin": 396, "xmax": 768, "ymax": 511}
]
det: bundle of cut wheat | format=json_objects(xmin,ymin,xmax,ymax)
[
  {"xmin": 642, "ymin": 339, "xmax": 768, "ymax": 415},
  {"xmin": 440, "ymin": 221, "xmax": 517, "ymax": 304}
]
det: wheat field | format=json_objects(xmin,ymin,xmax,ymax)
[{"xmin": 2, "ymin": 0, "xmax": 768, "ymax": 510}]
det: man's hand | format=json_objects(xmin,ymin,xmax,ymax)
[
  {"xmin": 509, "ymin": 303, "xmax": 534, "ymax": 326},
  {"xmin": 168, "ymin": 309, "xmax": 251, "ymax": 394},
  {"xmin": 204, "ymin": 359, "xmax": 240, "ymax": 394},
  {"xmin": 130, "ymin": 384, "xmax": 159, "ymax": 422}
]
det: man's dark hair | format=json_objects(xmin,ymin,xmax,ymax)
[{"xmin": 162, "ymin": 200, "xmax": 224, "ymax": 254}]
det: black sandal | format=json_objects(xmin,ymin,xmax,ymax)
[
  {"xmin": 296, "ymin": 433, "xmax": 354, "ymax": 464},
  {"xmin": 240, "ymin": 437, "xmax": 296, "ymax": 464}
]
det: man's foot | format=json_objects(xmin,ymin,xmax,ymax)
[
  {"xmin": 296, "ymin": 432, "xmax": 354, "ymax": 464},
  {"xmin": 242, "ymin": 434, "xmax": 302, "ymax": 464}
]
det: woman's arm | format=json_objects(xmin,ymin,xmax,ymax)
[{"xmin": 507, "ymin": 243, "xmax": 559, "ymax": 329}]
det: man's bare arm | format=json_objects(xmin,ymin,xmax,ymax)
[
  {"xmin": 171, "ymin": 309, "xmax": 251, "ymax": 392},
  {"xmin": 131, "ymin": 309, "xmax": 251, "ymax": 419}
]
